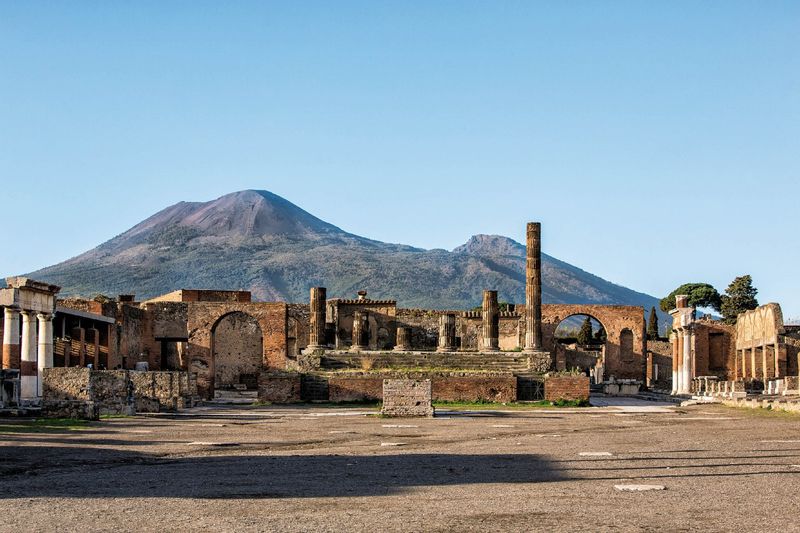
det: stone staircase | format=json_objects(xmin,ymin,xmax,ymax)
[
  {"xmin": 210, "ymin": 384, "xmax": 259, "ymax": 405},
  {"xmin": 301, "ymin": 373, "xmax": 330, "ymax": 401},
  {"xmin": 320, "ymin": 352, "xmax": 532, "ymax": 373}
]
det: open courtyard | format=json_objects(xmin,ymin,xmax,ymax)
[{"xmin": 2, "ymin": 400, "xmax": 799, "ymax": 532}]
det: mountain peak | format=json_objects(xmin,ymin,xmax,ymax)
[{"xmin": 453, "ymin": 234, "xmax": 525, "ymax": 257}]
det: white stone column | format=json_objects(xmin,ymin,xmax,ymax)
[
  {"xmin": 671, "ymin": 332, "xmax": 679, "ymax": 395},
  {"xmin": 20, "ymin": 311, "xmax": 38, "ymax": 399},
  {"xmin": 36, "ymin": 313, "xmax": 54, "ymax": 397},
  {"xmin": 681, "ymin": 328, "xmax": 692, "ymax": 394},
  {"xmin": 2, "ymin": 306, "xmax": 21, "ymax": 369}
]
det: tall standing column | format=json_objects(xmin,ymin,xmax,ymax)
[
  {"xmin": 350, "ymin": 310, "xmax": 367, "ymax": 352},
  {"xmin": 681, "ymin": 327, "xmax": 692, "ymax": 394},
  {"xmin": 307, "ymin": 287, "xmax": 327, "ymax": 350},
  {"xmin": 524, "ymin": 222, "xmax": 543, "ymax": 351},
  {"xmin": 2, "ymin": 306, "xmax": 21, "ymax": 369},
  {"xmin": 671, "ymin": 332, "xmax": 679, "ymax": 394},
  {"xmin": 36, "ymin": 313, "xmax": 53, "ymax": 397},
  {"xmin": 437, "ymin": 314, "xmax": 457, "ymax": 352},
  {"xmin": 482, "ymin": 290, "xmax": 499, "ymax": 352},
  {"xmin": 20, "ymin": 311, "xmax": 38, "ymax": 399}
]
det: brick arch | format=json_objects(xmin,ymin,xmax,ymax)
[
  {"xmin": 211, "ymin": 311, "xmax": 263, "ymax": 389},
  {"xmin": 542, "ymin": 304, "xmax": 646, "ymax": 380},
  {"xmin": 186, "ymin": 302, "xmax": 288, "ymax": 398}
]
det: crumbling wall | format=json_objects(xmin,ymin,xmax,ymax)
[{"xmin": 258, "ymin": 373, "xmax": 302, "ymax": 403}]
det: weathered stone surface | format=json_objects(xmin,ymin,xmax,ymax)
[
  {"xmin": 482, "ymin": 290, "xmax": 499, "ymax": 352},
  {"xmin": 381, "ymin": 379, "xmax": 434, "ymax": 417},
  {"xmin": 258, "ymin": 373, "xmax": 301, "ymax": 403},
  {"xmin": 544, "ymin": 375, "xmax": 590, "ymax": 402}
]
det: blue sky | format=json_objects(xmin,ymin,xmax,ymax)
[{"xmin": 1, "ymin": 2, "xmax": 798, "ymax": 316}]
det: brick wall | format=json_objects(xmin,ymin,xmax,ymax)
[
  {"xmin": 544, "ymin": 375, "xmax": 590, "ymax": 402},
  {"xmin": 323, "ymin": 372, "xmax": 516, "ymax": 402},
  {"xmin": 258, "ymin": 373, "xmax": 302, "ymax": 403}
]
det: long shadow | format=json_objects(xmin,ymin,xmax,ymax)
[{"xmin": 0, "ymin": 448, "xmax": 564, "ymax": 499}]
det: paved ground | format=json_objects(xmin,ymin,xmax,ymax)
[{"xmin": 1, "ymin": 399, "xmax": 799, "ymax": 532}]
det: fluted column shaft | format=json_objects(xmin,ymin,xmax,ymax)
[
  {"xmin": 524, "ymin": 222, "xmax": 543, "ymax": 351},
  {"xmin": 437, "ymin": 314, "xmax": 457, "ymax": 352},
  {"xmin": 394, "ymin": 326, "xmax": 412, "ymax": 351},
  {"xmin": 482, "ymin": 290, "xmax": 499, "ymax": 352},
  {"xmin": 351, "ymin": 310, "xmax": 367, "ymax": 351},
  {"xmin": 20, "ymin": 311, "xmax": 38, "ymax": 399},
  {"xmin": 37, "ymin": 313, "xmax": 53, "ymax": 397},
  {"xmin": 307, "ymin": 287, "xmax": 327, "ymax": 349},
  {"xmin": 2, "ymin": 306, "xmax": 21, "ymax": 369}
]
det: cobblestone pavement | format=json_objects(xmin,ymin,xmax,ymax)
[{"xmin": 1, "ymin": 401, "xmax": 799, "ymax": 532}]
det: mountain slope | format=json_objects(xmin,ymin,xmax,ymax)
[{"xmin": 25, "ymin": 190, "xmax": 665, "ymax": 320}]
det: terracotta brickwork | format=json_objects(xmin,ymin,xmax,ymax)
[{"xmin": 544, "ymin": 375, "xmax": 590, "ymax": 402}]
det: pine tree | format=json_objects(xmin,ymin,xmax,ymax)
[
  {"xmin": 577, "ymin": 316, "xmax": 593, "ymax": 346},
  {"xmin": 720, "ymin": 275, "xmax": 759, "ymax": 325},
  {"xmin": 647, "ymin": 306, "xmax": 659, "ymax": 340}
]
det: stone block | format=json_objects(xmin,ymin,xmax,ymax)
[{"xmin": 381, "ymin": 379, "xmax": 434, "ymax": 417}]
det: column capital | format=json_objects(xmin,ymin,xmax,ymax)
[
  {"xmin": 36, "ymin": 312, "xmax": 53, "ymax": 322},
  {"xmin": 4, "ymin": 305, "xmax": 21, "ymax": 315}
]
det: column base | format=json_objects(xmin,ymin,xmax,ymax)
[
  {"xmin": 393, "ymin": 346, "xmax": 410, "ymax": 352},
  {"xmin": 302, "ymin": 345, "xmax": 328, "ymax": 355},
  {"xmin": 436, "ymin": 346, "xmax": 455, "ymax": 353}
]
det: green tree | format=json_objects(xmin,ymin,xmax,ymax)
[
  {"xmin": 577, "ymin": 316, "xmax": 593, "ymax": 345},
  {"xmin": 720, "ymin": 275, "xmax": 759, "ymax": 325},
  {"xmin": 647, "ymin": 306, "xmax": 659, "ymax": 340},
  {"xmin": 594, "ymin": 326, "xmax": 607, "ymax": 343},
  {"xmin": 659, "ymin": 283, "xmax": 722, "ymax": 313}
]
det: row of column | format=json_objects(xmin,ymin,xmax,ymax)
[
  {"xmin": 305, "ymin": 287, "xmax": 506, "ymax": 352},
  {"xmin": 2, "ymin": 306, "xmax": 54, "ymax": 399},
  {"xmin": 736, "ymin": 343, "xmax": 782, "ymax": 380},
  {"xmin": 671, "ymin": 326, "xmax": 693, "ymax": 394}
]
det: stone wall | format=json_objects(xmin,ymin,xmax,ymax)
[
  {"xmin": 544, "ymin": 375, "xmax": 590, "ymax": 402},
  {"xmin": 42, "ymin": 368, "xmax": 194, "ymax": 419},
  {"xmin": 258, "ymin": 373, "xmax": 302, "ymax": 403},
  {"xmin": 186, "ymin": 302, "xmax": 287, "ymax": 398},
  {"xmin": 381, "ymin": 379, "xmax": 434, "ymax": 417},
  {"xmin": 323, "ymin": 372, "xmax": 517, "ymax": 403},
  {"xmin": 287, "ymin": 304, "xmax": 310, "ymax": 359}
]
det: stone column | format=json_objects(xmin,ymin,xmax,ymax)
[
  {"xmin": 307, "ymin": 287, "xmax": 327, "ymax": 350},
  {"xmin": 671, "ymin": 332, "xmax": 679, "ymax": 394},
  {"xmin": 394, "ymin": 326, "xmax": 412, "ymax": 351},
  {"xmin": 2, "ymin": 306, "xmax": 21, "ymax": 369},
  {"xmin": 681, "ymin": 327, "xmax": 691, "ymax": 394},
  {"xmin": 350, "ymin": 310, "xmax": 367, "ymax": 352},
  {"xmin": 524, "ymin": 222, "xmax": 543, "ymax": 351},
  {"xmin": 775, "ymin": 342, "xmax": 783, "ymax": 378},
  {"xmin": 36, "ymin": 313, "xmax": 53, "ymax": 397},
  {"xmin": 750, "ymin": 347, "xmax": 758, "ymax": 380},
  {"xmin": 437, "ymin": 314, "xmax": 457, "ymax": 352},
  {"xmin": 20, "ymin": 311, "xmax": 38, "ymax": 399},
  {"xmin": 482, "ymin": 290, "xmax": 499, "ymax": 352}
]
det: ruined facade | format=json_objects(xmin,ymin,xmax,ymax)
[{"xmin": 0, "ymin": 223, "xmax": 655, "ymax": 403}]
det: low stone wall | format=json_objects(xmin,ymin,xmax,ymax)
[
  {"xmin": 258, "ymin": 373, "xmax": 302, "ymax": 403},
  {"xmin": 130, "ymin": 371, "xmax": 196, "ymax": 412},
  {"xmin": 544, "ymin": 375, "xmax": 590, "ymax": 402},
  {"xmin": 324, "ymin": 372, "xmax": 517, "ymax": 403},
  {"xmin": 42, "ymin": 368, "xmax": 195, "ymax": 419},
  {"xmin": 382, "ymin": 379, "xmax": 434, "ymax": 417}
]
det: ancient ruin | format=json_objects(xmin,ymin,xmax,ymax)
[{"xmin": 2, "ymin": 221, "xmax": 799, "ymax": 413}]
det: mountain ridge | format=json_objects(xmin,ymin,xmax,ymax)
[{"xmin": 23, "ymin": 190, "xmax": 666, "ymax": 323}]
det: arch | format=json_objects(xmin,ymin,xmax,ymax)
[
  {"xmin": 542, "ymin": 304, "xmax": 646, "ymax": 380},
  {"xmin": 211, "ymin": 311, "xmax": 263, "ymax": 390},
  {"xmin": 551, "ymin": 313, "xmax": 608, "ymax": 380}
]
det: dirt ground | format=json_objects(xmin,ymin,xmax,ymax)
[{"xmin": 1, "ymin": 398, "xmax": 799, "ymax": 532}]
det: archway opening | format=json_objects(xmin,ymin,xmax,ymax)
[
  {"xmin": 553, "ymin": 314, "xmax": 607, "ymax": 383},
  {"xmin": 212, "ymin": 312, "xmax": 263, "ymax": 392}
]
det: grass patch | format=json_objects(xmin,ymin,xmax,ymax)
[
  {"xmin": 0, "ymin": 418, "xmax": 91, "ymax": 433},
  {"xmin": 433, "ymin": 398, "xmax": 590, "ymax": 409},
  {"xmin": 99, "ymin": 414, "xmax": 132, "ymax": 419}
]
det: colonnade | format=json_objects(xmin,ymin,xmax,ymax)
[
  {"xmin": 735, "ymin": 343, "xmax": 783, "ymax": 381},
  {"xmin": 2, "ymin": 306, "xmax": 54, "ymax": 399}
]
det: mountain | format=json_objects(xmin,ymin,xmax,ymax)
[{"xmin": 23, "ymin": 190, "xmax": 667, "ymax": 323}]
